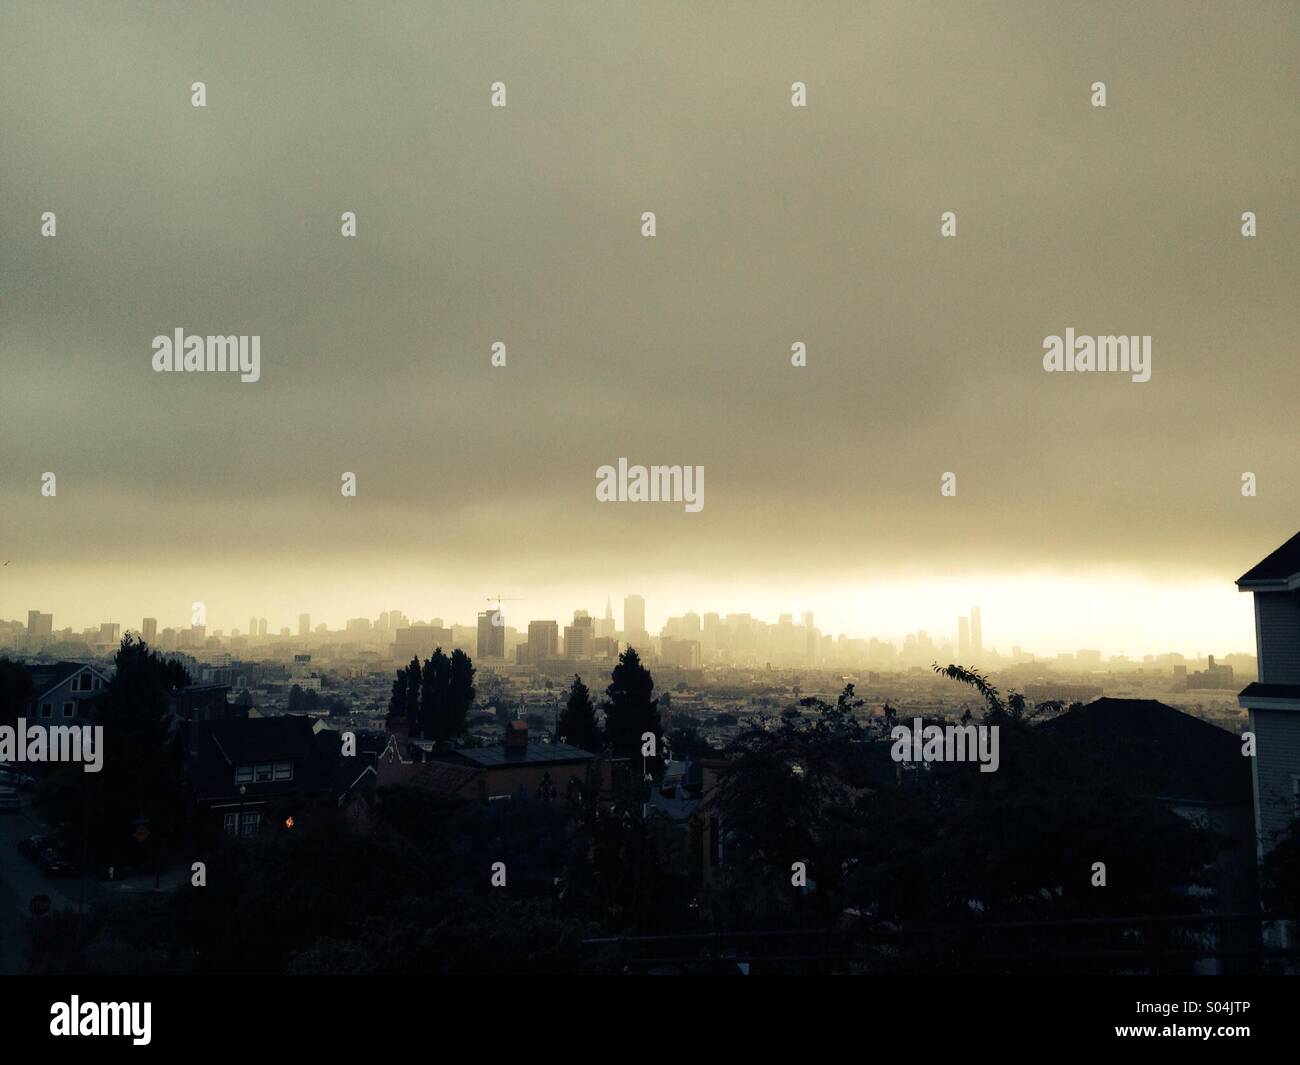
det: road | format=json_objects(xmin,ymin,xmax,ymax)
[{"xmin": 0, "ymin": 794, "xmax": 81, "ymax": 974}]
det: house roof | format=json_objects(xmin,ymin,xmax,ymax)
[
  {"xmin": 1039, "ymin": 697, "xmax": 1250, "ymax": 804},
  {"xmin": 27, "ymin": 661, "xmax": 108, "ymax": 700},
  {"xmin": 1237, "ymin": 530, "xmax": 1300, "ymax": 589},
  {"xmin": 435, "ymin": 739, "xmax": 597, "ymax": 769},
  {"xmin": 404, "ymin": 760, "xmax": 483, "ymax": 797},
  {"xmin": 1237, "ymin": 681, "xmax": 1300, "ymax": 707},
  {"xmin": 187, "ymin": 715, "xmax": 335, "ymax": 803}
]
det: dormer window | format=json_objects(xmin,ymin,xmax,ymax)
[
  {"xmin": 78, "ymin": 672, "xmax": 93, "ymax": 691},
  {"xmin": 235, "ymin": 761, "xmax": 293, "ymax": 784}
]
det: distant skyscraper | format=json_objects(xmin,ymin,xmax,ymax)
[
  {"xmin": 142, "ymin": 617, "xmax": 158, "ymax": 643},
  {"xmin": 527, "ymin": 620, "xmax": 559, "ymax": 661},
  {"xmin": 564, "ymin": 614, "xmax": 595, "ymax": 657},
  {"xmin": 624, "ymin": 594, "xmax": 646, "ymax": 646},
  {"xmin": 298, "ymin": 613, "xmax": 311, "ymax": 637},
  {"xmin": 26, "ymin": 610, "xmax": 53, "ymax": 636},
  {"xmin": 958, "ymin": 617, "xmax": 970, "ymax": 660},
  {"xmin": 970, "ymin": 607, "xmax": 982, "ymax": 655},
  {"xmin": 249, "ymin": 616, "xmax": 258, "ymax": 638},
  {"xmin": 258, "ymin": 618, "xmax": 268, "ymax": 637},
  {"xmin": 477, "ymin": 610, "xmax": 505, "ymax": 659}
]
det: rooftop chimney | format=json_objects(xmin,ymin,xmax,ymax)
[{"xmin": 504, "ymin": 719, "xmax": 528, "ymax": 749}]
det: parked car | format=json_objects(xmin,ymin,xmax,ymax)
[
  {"xmin": 39, "ymin": 846, "xmax": 75, "ymax": 878},
  {"xmin": 0, "ymin": 788, "xmax": 20, "ymax": 814},
  {"xmin": 19, "ymin": 834, "xmax": 54, "ymax": 858},
  {"xmin": 0, "ymin": 768, "xmax": 36, "ymax": 789}
]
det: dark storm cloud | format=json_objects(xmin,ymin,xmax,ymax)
[{"xmin": 1, "ymin": 0, "xmax": 1296, "ymax": 596}]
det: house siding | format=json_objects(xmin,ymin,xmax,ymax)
[
  {"xmin": 1255, "ymin": 592, "xmax": 1300, "ymax": 684},
  {"xmin": 1250, "ymin": 707, "xmax": 1300, "ymax": 854},
  {"xmin": 26, "ymin": 668, "xmax": 107, "ymax": 721}
]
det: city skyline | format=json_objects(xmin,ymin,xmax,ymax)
[{"xmin": 6, "ymin": 574, "xmax": 1259, "ymax": 661}]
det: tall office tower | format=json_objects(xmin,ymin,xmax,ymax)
[
  {"xmin": 142, "ymin": 617, "xmax": 158, "ymax": 643},
  {"xmin": 970, "ymin": 607, "xmax": 982, "ymax": 655},
  {"xmin": 477, "ymin": 610, "xmax": 505, "ymax": 659},
  {"xmin": 378, "ymin": 611, "xmax": 390, "ymax": 631},
  {"xmin": 958, "ymin": 616, "xmax": 970, "ymax": 660},
  {"xmin": 258, "ymin": 618, "xmax": 268, "ymax": 637},
  {"xmin": 27, "ymin": 610, "xmax": 53, "ymax": 635},
  {"xmin": 99, "ymin": 622, "xmax": 121, "ymax": 646},
  {"xmin": 298, "ymin": 613, "xmax": 311, "ymax": 637},
  {"xmin": 249, "ymin": 616, "xmax": 258, "ymax": 638},
  {"xmin": 624, "ymin": 594, "xmax": 646, "ymax": 645},
  {"xmin": 527, "ymin": 620, "xmax": 559, "ymax": 661},
  {"xmin": 564, "ymin": 614, "xmax": 594, "ymax": 657},
  {"xmin": 802, "ymin": 611, "xmax": 814, "ymax": 630}
]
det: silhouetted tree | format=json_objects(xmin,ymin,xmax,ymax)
[
  {"xmin": 711, "ymin": 686, "xmax": 872, "ymax": 926},
  {"xmin": 40, "ymin": 636, "xmax": 191, "ymax": 866},
  {"xmin": 602, "ymin": 648, "xmax": 662, "ymax": 770},
  {"xmin": 416, "ymin": 647, "xmax": 476, "ymax": 741},
  {"xmin": 0, "ymin": 656, "xmax": 34, "ymax": 727},
  {"xmin": 386, "ymin": 657, "xmax": 422, "ymax": 732},
  {"xmin": 557, "ymin": 675, "xmax": 602, "ymax": 752}
]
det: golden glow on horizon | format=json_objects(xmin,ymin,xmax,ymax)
[{"xmin": 2, "ymin": 566, "xmax": 1255, "ymax": 660}]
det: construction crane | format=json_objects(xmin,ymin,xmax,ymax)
[{"xmin": 485, "ymin": 594, "xmax": 524, "ymax": 626}]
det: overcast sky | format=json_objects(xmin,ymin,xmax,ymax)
[{"xmin": 1, "ymin": 1, "xmax": 1296, "ymax": 654}]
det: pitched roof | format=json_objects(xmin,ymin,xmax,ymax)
[
  {"xmin": 187, "ymin": 715, "xmax": 335, "ymax": 802},
  {"xmin": 1237, "ymin": 530, "xmax": 1300, "ymax": 588},
  {"xmin": 1039, "ymin": 697, "xmax": 1250, "ymax": 804},
  {"xmin": 435, "ymin": 739, "xmax": 597, "ymax": 769},
  {"xmin": 404, "ymin": 760, "xmax": 482, "ymax": 797},
  {"xmin": 27, "ymin": 661, "xmax": 108, "ymax": 699}
]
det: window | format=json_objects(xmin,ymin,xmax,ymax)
[
  {"xmin": 78, "ymin": 672, "xmax": 93, "ymax": 692},
  {"xmin": 62, "ymin": 702, "xmax": 74, "ymax": 719},
  {"xmin": 223, "ymin": 812, "xmax": 237, "ymax": 836},
  {"xmin": 239, "ymin": 812, "xmax": 260, "ymax": 837},
  {"xmin": 40, "ymin": 703, "xmax": 52, "ymax": 719},
  {"xmin": 236, "ymin": 762, "xmax": 292, "ymax": 784}
]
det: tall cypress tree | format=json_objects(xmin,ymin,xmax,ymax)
[
  {"xmin": 558, "ymin": 674, "xmax": 602, "ymax": 752},
  {"xmin": 603, "ymin": 647, "xmax": 662, "ymax": 770}
]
